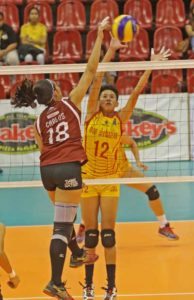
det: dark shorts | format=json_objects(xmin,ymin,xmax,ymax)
[{"xmin": 40, "ymin": 161, "xmax": 82, "ymax": 191}]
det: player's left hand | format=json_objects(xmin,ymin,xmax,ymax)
[
  {"xmin": 136, "ymin": 161, "xmax": 149, "ymax": 171},
  {"xmin": 151, "ymin": 47, "xmax": 171, "ymax": 61}
]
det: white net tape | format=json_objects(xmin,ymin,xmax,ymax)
[
  {"xmin": 1, "ymin": 176, "xmax": 194, "ymax": 189},
  {"xmin": 0, "ymin": 60, "xmax": 193, "ymax": 75}
]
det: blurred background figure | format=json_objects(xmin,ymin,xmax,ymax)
[
  {"xmin": 0, "ymin": 12, "xmax": 19, "ymax": 66},
  {"xmin": 185, "ymin": 3, "xmax": 194, "ymax": 52},
  {"xmin": 19, "ymin": 7, "xmax": 47, "ymax": 64}
]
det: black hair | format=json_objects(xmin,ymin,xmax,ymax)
[
  {"xmin": 29, "ymin": 6, "xmax": 40, "ymax": 16},
  {"xmin": 33, "ymin": 79, "xmax": 54, "ymax": 105},
  {"xmin": 11, "ymin": 79, "xmax": 54, "ymax": 108},
  {"xmin": 99, "ymin": 84, "xmax": 119, "ymax": 100},
  {"xmin": 0, "ymin": 12, "xmax": 4, "ymax": 19}
]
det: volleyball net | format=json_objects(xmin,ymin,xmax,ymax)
[{"xmin": 0, "ymin": 59, "xmax": 194, "ymax": 188}]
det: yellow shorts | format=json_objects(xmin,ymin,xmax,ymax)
[{"xmin": 81, "ymin": 184, "xmax": 120, "ymax": 198}]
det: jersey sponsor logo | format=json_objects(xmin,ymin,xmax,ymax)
[
  {"xmin": 0, "ymin": 112, "xmax": 38, "ymax": 154},
  {"xmin": 89, "ymin": 126, "xmax": 118, "ymax": 139},
  {"xmin": 48, "ymin": 106, "xmax": 56, "ymax": 112},
  {"xmin": 98, "ymin": 130, "xmax": 118, "ymax": 139},
  {"xmin": 45, "ymin": 112, "xmax": 65, "ymax": 128},
  {"xmin": 64, "ymin": 178, "xmax": 79, "ymax": 188},
  {"xmin": 104, "ymin": 233, "xmax": 111, "ymax": 237},
  {"xmin": 124, "ymin": 108, "xmax": 177, "ymax": 149},
  {"xmin": 47, "ymin": 111, "xmax": 60, "ymax": 119}
]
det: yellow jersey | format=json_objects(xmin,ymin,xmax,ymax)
[
  {"xmin": 82, "ymin": 111, "xmax": 122, "ymax": 178},
  {"xmin": 20, "ymin": 22, "xmax": 47, "ymax": 49},
  {"xmin": 117, "ymin": 145, "xmax": 131, "ymax": 176}
]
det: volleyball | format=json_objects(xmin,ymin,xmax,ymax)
[{"xmin": 112, "ymin": 15, "xmax": 139, "ymax": 43}]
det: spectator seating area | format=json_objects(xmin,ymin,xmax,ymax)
[{"xmin": 0, "ymin": 0, "xmax": 194, "ymax": 97}]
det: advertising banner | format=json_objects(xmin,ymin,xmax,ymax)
[
  {"xmin": 0, "ymin": 93, "xmax": 190, "ymax": 166},
  {"xmin": 118, "ymin": 93, "xmax": 189, "ymax": 162},
  {"xmin": 0, "ymin": 100, "xmax": 43, "ymax": 167}
]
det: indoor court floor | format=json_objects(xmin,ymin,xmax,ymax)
[{"xmin": 0, "ymin": 170, "xmax": 194, "ymax": 300}]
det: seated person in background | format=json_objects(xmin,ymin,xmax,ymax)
[
  {"xmin": 19, "ymin": 7, "xmax": 47, "ymax": 64},
  {"xmin": 185, "ymin": 3, "xmax": 194, "ymax": 52},
  {"xmin": 0, "ymin": 12, "xmax": 19, "ymax": 65}
]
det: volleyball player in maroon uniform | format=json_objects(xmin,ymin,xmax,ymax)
[{"xmin": 11, "ymin": 17, "xmax": 110, "ymax": 300}]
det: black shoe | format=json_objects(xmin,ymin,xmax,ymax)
[
  {"xmin": 69, "ymin": 249, "xmax": 98, "ymax": 268},
  {"xmin": 43, "ymin": 281, "xmax": 74, "ymax": 300}
]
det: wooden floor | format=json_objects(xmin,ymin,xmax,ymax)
[{"xmin": 1, "ymin": 222, "xmax": 194, "ymax": 300}]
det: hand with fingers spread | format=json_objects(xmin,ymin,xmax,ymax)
[
  {"xmin": 97, "ymin": 16, "xmax": 111, "ymax": 39},
  {"xmin": 151, "ymin": 47, "xmax": 171, "ymax": 61}
]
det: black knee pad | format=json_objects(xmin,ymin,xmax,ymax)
[
  {"xmin": 101, "ymin": 229, "xmax": 115, "ymax": 248},
  {"xmin": 53, "ymin": 222, "xmax": 73, "ymax": 244},
  {"xmin": 85, "ymin": 229, "xmax": 99, "ymax": 248},
  {"xmin": 145, "ymin": 185, "xmax": 160, "ymax": 201}
]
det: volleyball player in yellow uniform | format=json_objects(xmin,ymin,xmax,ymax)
[
  {"xmin": 78, "ymin": 41, "xmax": 171, "ymax": 300},
  {"xmin": 78, "ymin": 134, "xmax": 179, "ymax": 245}
]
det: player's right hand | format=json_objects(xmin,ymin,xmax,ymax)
[
  {"xmin": 151, "ymin": 47, "xmax": 171, "ymax": 61},
  {"xmin": 109, "ymin": 35, "xmax": 128, "ymax": 51}
]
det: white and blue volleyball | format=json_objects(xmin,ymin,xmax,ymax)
[{"xmin": 112, "ymin": 15, "xmax": 139, "ymax": 42}]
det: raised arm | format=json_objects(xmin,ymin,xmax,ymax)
[
  {"xmin": 69, "ymin": 17, "xmax": 110, "ymax": 109},
  {"xmin": 119, "ymin": 47, "xmax": 171, "ymax": 123},
  {"xmin": 85, "ymin": 37, "xmax": 126, "ymax": 121}
]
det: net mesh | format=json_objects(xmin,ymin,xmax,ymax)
[{"xmin": 0, "ymin": 60, "xmax": 194, "ymax": 187}]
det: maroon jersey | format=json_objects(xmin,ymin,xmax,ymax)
[{"xmin": 35, "ymin": 98, "xmax": 87, "ymax": 166}]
